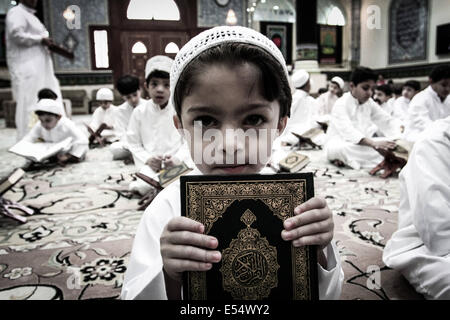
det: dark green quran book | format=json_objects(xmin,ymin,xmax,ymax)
[{"xmin": 181, "ymin": 173, "xmax": 318, "ymax": 300}]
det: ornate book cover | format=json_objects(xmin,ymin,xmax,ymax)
[{"xmin": 181, "ymin": 173, "xmax": 318, "ymax": 300}]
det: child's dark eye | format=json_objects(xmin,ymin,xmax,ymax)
[
  {"xmin": 193, "ymin": 116, "xmax": 218, "ymax": 128},
  {"xmin": 244, "ymin": 115, "xmax": 266, "ymax": 127}
]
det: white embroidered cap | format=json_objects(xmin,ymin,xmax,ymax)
[
  {"xmin": 170, "ymin": 26, "xmax": 289, "ymax": 107},
  {"xmin": 291, "ymin": 69, "xmax": 309, "ymax": 88},
  {"xmin": 331, "ymin": 76, "xmax": 345, "ymax": 89},
  {"xmin": 96, "ymin": 88, "xmax": 114, "ymax": 101},
  {"xmin": 145, "ymin": 55, "xmax": 174, "ymax": 80},
  {"xmin": 33, "ymin": 99, "xmax": 65, "ymax": 116}
]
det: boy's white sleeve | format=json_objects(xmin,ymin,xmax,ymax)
[
  {"xmin": 318, "ymin": 241, "xmax": 344, "ymax": 300},
  {"xmin": 89, "ymin": 108, "xmax": 102, "ymax": 131},
  {"xmin": 126, "ymin": 110, "xmax": 153, "ymax": 165},
  {"xmin": 22, "ymin": 122, "xmax": 42, "ymax": 143},
  {"xmin": 66, "ymin": 120, "xmax": 89, "ymax": 158},
  {"xmin": 370, "ymin": 101, "xmax": 402, "ymax": 139},
  {"xmin": 6, "ymin": 10, "xmax": 46, "ymax": 47},
  {"xmin": 121, "ymin": 189, "xmax": 177, "ymax": 300},
  {"xmin": 330, "ymin": 102, "xmax": 365, "ymax": 144}
]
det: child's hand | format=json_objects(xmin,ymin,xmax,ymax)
[
  {"xmin": 162, "ymin": 155, "xmax": 181, "ymax": 169},
  {"xmin": 160, "ymin": 217, "xmax": 222, "ymax": 282},
  {"xmin": 281, "ymin": 197, "xmax": 334, "ymax": 251},
  {"xmin": 146, "ymin": 155, "xmax": 163, "ymax": 172}
]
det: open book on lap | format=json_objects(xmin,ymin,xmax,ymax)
[{"xmin": 9, "ymin": 137, "xmax": 73, "ymax": 163}]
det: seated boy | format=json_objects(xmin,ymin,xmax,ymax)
[
  {"xmin": 403, "ymin": 65, "xmax": 450, "ymax": 142},
  {"xmin": 373, "ymin": 84, "xmax": 394, "ymax": 116},
  {"xmin": 316, "ymin": 76, "xmax": 344, "ymax": 118},
  {"xmin": 325, "ymin": 67, "xmax": 402, "ymax": 170},
  {"xmin": 110, "ymin": 75, "xmax": 148, "ymax": 161},
  {"xmin": 122, "ymin": 26, "xmax": 344, "ymax": 300},
  {"xmin": 22, "ymin": 99, "xmax": 88, "ymax": 165},
  {"xmin": 383, "ymin": 115, "xmax": 450, "ymax": 299},
  {"xmin": 276, "ymin": 69, "xmax": 321, "ymax": 147},
  {"xmin": 392, "ymin": 80, "xmax": 421, "ymax": 130},
  {"xmin": 88, "ymin": 88, "xmax": 117, "ymax": 145},
  {"xmin": 127, "ymin": 55, "xmax": 190, "ymax": 195}
]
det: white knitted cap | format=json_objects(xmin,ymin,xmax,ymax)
[
  {"xmin": 145, "ymin": 55, "xmax": 174, "ymax": 80},
  {"xmin": 331, "ymin": 76, "xmax": 344, "ymax": 89},
  {"xmin": 96, "ymin": 88, "xmax": 114, "ymax": 101},
  {"xmin": 170, "ymin": 26, "xmax": 289, "ymax": 108},
  {"xmin": 33, "ymin": 99, "xmax": 65, "ymax": 116},
  {"xmin": 291, "ymin": 69, "xmax": 309, "ymax": 88}
]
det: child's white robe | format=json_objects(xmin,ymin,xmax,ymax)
[
  {"xmin": 23, "ymin": 117, "xmax": 88, "ymax": 159},
  {"xmin": 404, "ymin": 86, "xmax": 450, "ymax": 142},
  {"xmin": 110, "ymin": 99, "xmax": 147, "ymax": 159},
  {"xmin": 325, "ymin": 92, "xmax": 402, "ymax": 169},
  {"xmin": 392, "ymin": 96, "xmax": 410, "ymax": 124},
  {"xmin": 316, "ymin": 90, "xmax": 338, "ymax": 118},
  {"xmin": 121, "ymin": 167, "xmax": 344, "ymax": 300},
  {"xmin": 126, "ymin": 100, "xmax": 186, "ymax": 169},
  {"xmin": 383, "ymin": 116, "xmax": 450, "ymax": 299},
  {"xmin": 89, "ymin": 105, "xmax": 117, "ymax": 132}
]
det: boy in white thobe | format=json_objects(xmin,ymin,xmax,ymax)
[
  {"xmin": 316, "ymin": 76, "xmax": 344, "ymax": 120},
  {"xmin": 276, "ymin": 70, "xmax": 321, "ymax": 147},
  {"xmin": 403, "ymin": 65, "xmax": 450, "ymax": 142},
  {"xmin": 88, "ymin": 88, "xmax": 117, "ymax": 144},
  {"xmin": 110, "ymin": 75, "xmax": 148, "ymax": 161},
  {"xmin": 325, "ymin": 67, "xmax": 402, "ymax": 170},
  {"xmin": 127, "ymin": 56, "xmax": 190, "ymax": 195},
  {"xmin": 6, "ymin": 0, "xmax": 62, "ymax": 141},
  {"xmin": 122, "ymin": 26, "xmax": 344, "ymax": 301},
  {"xmin": 383, "ymin": 115, "xmax": 450, "ymax": 299},
  {"xmin": 22, "ymin": 99, "xmax": 88, "ymax": 164},
  {"xmin": 392, "ymin": 80, "xmax": 421, "ymax": 130}
]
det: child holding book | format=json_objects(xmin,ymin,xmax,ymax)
[
  {"xmin": 19, "ymin": 98, "xmax": 88, "ymax": 165},
  {"xmin": 122, "ymin": 26, "xmax": 343, "ymax": 300},
  {"xmin": 88, "ymin": 88, "xmax": 117, "ymax": 145}
]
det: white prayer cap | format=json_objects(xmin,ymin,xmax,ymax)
[
  {"xmin": 331, "ymin": 76, "xmax": 344, "ymax": 89},
  {"xmin": 170, "ymin": 26, "xmax": 289, "ymax": 108},
  {"xmin": 291, "ymin": 69, "xmax": 310, "ymax": 88},
  {"xmin": 145, "ymin": 55, "xmax": 174, "ymax": 80},
  {"xmin": 96, "ymin": 88, "xmax": 114, "ymax": 101},
  {"xmin": 34, "ymin": 99, "xmax": 65, "ymax": 116}
]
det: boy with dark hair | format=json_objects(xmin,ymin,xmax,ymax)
[
  {"xmin": 374, "ymin": 84, "xmax": 394, "ymax": 114},
  {"xmin": 404, "ymin": 65, "xmax": 450, "ymax": 142},
  {"xmin": 127, "ymin": 55, "xmax": 190, "ymax": 195},
  {"xmin": 392, "ymin": 80, "xmax": 421, "ymax": 129},
  {"xmin": 325, "ymin": 66, "xmax": 402, "ymax": 170},
  {"xmin": 110, "ymin": 75, "xmax": 147, "ymax": 161}
]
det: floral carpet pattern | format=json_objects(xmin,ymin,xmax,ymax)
[{"xmin": 0, "ymin": 118, "xmax": 422, "ymax": 300}]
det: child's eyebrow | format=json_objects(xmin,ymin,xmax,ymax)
[{"xmin": 187, "ymin": 103, "xmax": 272, "ymax": 115}]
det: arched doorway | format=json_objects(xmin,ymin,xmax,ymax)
[{"xmin": 108, "ymin": 0, "xmax": 205, "ymax": 98}]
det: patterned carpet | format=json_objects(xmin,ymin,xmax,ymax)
[{"xmin": 0, "ymin": 117, "xmax": 423, "ymax": 300}]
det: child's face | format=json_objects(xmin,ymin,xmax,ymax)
[
  {"xmin": 402, "ymin": 86, "xmax": 417, "ymax": 100},
  {"xmin": 329, "ymin": 82, "xmax": 340, "ymax": 96},
  {"xmin": 123, "ymin": 90, "xmax": 141, "ymax": 107},
  {"xmin": 147, "ymin": 77, "xmax": 170, "ymax": 107},
  {"xmin": 99, "ymin": 101, "xmax": 111, "ymax": 110},
  {"xmin": 38, "ymin": 114, "xmax": 60, "ymax": 131},
  {"xmin": 350, "ymin": 80, "xmax": 375, "ymax": 104},
  {"xmin": 174, "ymin": 63, "xmax": 287, "ymax": 175},
  {"xmin": 431, "ymin": 78, "xmax": 450, "ymax": 100},
  {"xmin": 373, "ymin": 89, "xmax": 389, "ymax": 104}
]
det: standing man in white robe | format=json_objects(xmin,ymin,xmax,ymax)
[
  {"xmin": 316, "ymin": 76, "xmax": 344, "ymax": 120},
  {"xmin": 6, "ymin": 0, "xmax": 62, "ymax": 141},
  {"xmin": 110, "ymin": 75, "xmax": 147, "ymax": 161},
  {"xmin": 325, "ymin": 67, "xmax": 402, "ymax": 170},
  {"xmin": 403, "ymin": 65, "xmax": 450, "ymax": 142},
  {"xmin": 383, "ymin": 115, "xmax": 450, "ymax": 299}
]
